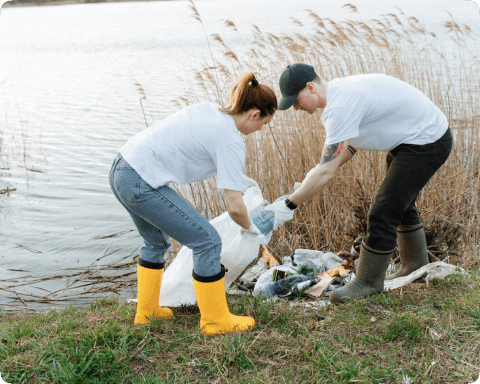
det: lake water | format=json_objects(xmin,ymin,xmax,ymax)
[{"xmin": 0, "ymin": 0, "xmax": 478, "ymax": 310}]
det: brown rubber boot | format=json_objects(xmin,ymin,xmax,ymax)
[
  {"xmin": 330, "ymin": 242, "xmax": 393, "ymax": 304},
  {"xmin": 385, "ymin": 224, "xmax": 429, "ymax": 280}
]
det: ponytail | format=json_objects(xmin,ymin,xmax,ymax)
[{"xmin": 221, "ymin": 73, "xmax": 277, "ymax": 117}]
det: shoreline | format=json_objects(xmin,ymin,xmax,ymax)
[
  {"xmin": 1, "ymin": 270, "xmax": 479, "ymax": 383},
  {"xmin": 2, "ymin": 0, "xmax": 172, "ymax": 7}
]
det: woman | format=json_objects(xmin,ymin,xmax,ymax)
[{"xmin": 109, "ymin": 73, "xmax": 277, "ymax": 335}]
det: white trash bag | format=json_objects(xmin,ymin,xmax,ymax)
[{"xmin": 159, "ymin": 175, "xmax": 272, "ymax": 307}]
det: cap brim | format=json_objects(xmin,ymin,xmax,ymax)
[{"xmin": 278, "ymin": 94, "xmax": 298, "ymax": 111}]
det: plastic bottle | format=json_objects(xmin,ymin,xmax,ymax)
[
  {"xmin": 258, "ymin": 274, "xmax": 310, "ymax": 298},
  {"xmin": 249, "ymin": 201, "xmax": 275, "ymax": 235},
  {"xmin": 292, "ymin": 278, "xmax": 318, "ymax": 293},
  {"xmin": 250, "ymin": 195, "xmax": 292, "ymax": 235}
]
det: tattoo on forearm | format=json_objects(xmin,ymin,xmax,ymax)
[
  {"xmin": 320, "ymin": 142, "xmax": 344, "ymax": 164},
  {"xmin": 347, "ymin": 145, "xmax": 357, "ymax": 156},
  {"xmin": 229, "ymin": 197, "xmax": 235, "ymax": 203}
]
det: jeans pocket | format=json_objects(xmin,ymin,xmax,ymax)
[
  {"xmin": 112, "ymin": 167, "xmax": 142, "ymax": 205},
  {"xmin": 136, "ymin": 177, "xmax": 156, "ymax": 200}
]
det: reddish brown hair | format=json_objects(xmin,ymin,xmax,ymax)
[{"xmin": 221, "ymin": 73, "xmax": 277, "ymax": 117}]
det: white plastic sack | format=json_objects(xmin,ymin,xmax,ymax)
[{"xmin": 159, "ymin": 175, "xmax": 272, "ymax": 307}]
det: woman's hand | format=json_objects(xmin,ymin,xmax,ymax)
[{"xmin": 240, "ymin": 224, "xmax": 262, "ymax": 236}]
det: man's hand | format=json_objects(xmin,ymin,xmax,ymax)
[
  {"xmin": 265, "ymin": 199, "xmax": 295, "ymax": 229},
  {"xmin": 240, "ymin": 224, "xmax": 262, "ymax": 236}
]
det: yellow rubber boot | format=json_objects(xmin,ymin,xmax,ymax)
[
  {"xmin": 193, "ymin": 268, "xmax": 255, "ymax": 336},
  {"xmin": 134, "ymin": 261, "xmax": 173, "ymax": 326}
]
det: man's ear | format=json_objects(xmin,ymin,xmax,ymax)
[{"xmin": 307, "ymin": 82, "xmax": 316, "ymax": 93}]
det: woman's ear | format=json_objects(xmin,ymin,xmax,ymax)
[{"xmin": 250, "ymin": 109, "xmax": 261, "ymax": 119}]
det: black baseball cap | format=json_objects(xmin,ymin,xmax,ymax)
[{"xmin": 278, "ymin": 63, "xmax": 318, "ymax": 110}]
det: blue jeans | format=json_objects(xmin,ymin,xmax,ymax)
[{"xmin": 109, "ymin": 154, "xmax": 222, "ymax": 277}]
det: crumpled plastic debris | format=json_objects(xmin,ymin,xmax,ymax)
[
  {"xmin": 289, "ymin": 300, "xmax": 329, "ymax": 309},
  {"xmin": 239, "ymin": 258, "xmax": 269, "ymax": 290},
  {"xmin": 244, "ymin": 246, "xmax": 467, "ymax": 300},
  {"xmin": 238, "ymin": 245, "xmax": 282, "ymax": 290},
  {"xmin": 226, "ymin": 289, "xmax": 248, "ymax": 295},
  {"xmin": 384, "ymin": 261, "xmax": 466, "ymax": 291},
  {"xmin": 252, "ymin": 264, "xmax": 299, "ymax": 297},
  {"xmin": 287, "ymin": 249, "xmax": 345, "ymax": 274},
  {"xmin": 252, "ymin": 249, "xmax": 349, "ymax": 298}
]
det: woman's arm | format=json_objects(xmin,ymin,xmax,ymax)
[{"xmin": 224, "ymin": 189, "xmax": 252, "ymax": 229}]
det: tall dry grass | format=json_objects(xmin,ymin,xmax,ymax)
[{"xmin": 178, "ymin": 3, "xmax": 480, "ymax": 268}]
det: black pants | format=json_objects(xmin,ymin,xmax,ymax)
[{"xmin": 364, "ymin": 128, "xmax": 453, "ymax": 251}]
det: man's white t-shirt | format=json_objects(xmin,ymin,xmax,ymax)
[
  {"xmin": 120, "ymin": 102, "xmax": 245, "ymax": 191},
  {"xmin": 322, "ymin": 74, "xmax": 449, "ymax": 151}
]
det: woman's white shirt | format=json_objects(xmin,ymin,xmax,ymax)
[{"xmin": 120, "ymin": 102, "xmax": 245, "ymax": 191}]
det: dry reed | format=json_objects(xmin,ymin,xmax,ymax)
[{"xmin": 177, "ymin": 6, "xmax": 480, "ymax": 268}]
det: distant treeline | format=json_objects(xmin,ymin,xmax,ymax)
[{"xmin": 3, "ymin": 0, "xmax": 167, "ymax": 6}]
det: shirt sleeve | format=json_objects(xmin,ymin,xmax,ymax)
[
  {"xmin": 323, "ymin": 106, "xmax": 361, "ymax": 145},
  {"xmin": 213, "ymin": 142, "xmax": 245, "ymax": 191}
]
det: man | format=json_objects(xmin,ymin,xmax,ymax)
[{"xmin": 266, "ymin": 63, "xmax": 452, "ymax": 304}]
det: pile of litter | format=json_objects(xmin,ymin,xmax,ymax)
[
  {"xmin": 240, "ymin": 245, "xmax": 355, "ymax": 299},
  {"xmin": 236, "ymin": 244, "xmax": 467, "ymax": 303}
]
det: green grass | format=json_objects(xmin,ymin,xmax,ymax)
[{"xmin": 1, "ymin": 270, "xmax": 479, "ymax": 383}]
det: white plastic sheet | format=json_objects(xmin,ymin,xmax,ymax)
[
  {"xmin": 384, "ymin": 261, "xmax": 467, "ymax": 291},
  {"xmin": 159, "ymin": 175, "xmax": 272, "ymax": 307}
]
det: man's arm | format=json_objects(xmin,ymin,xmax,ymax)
[{"xmin": 288, "ymin": 140, "xmax": 356, "ymax": 206}]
